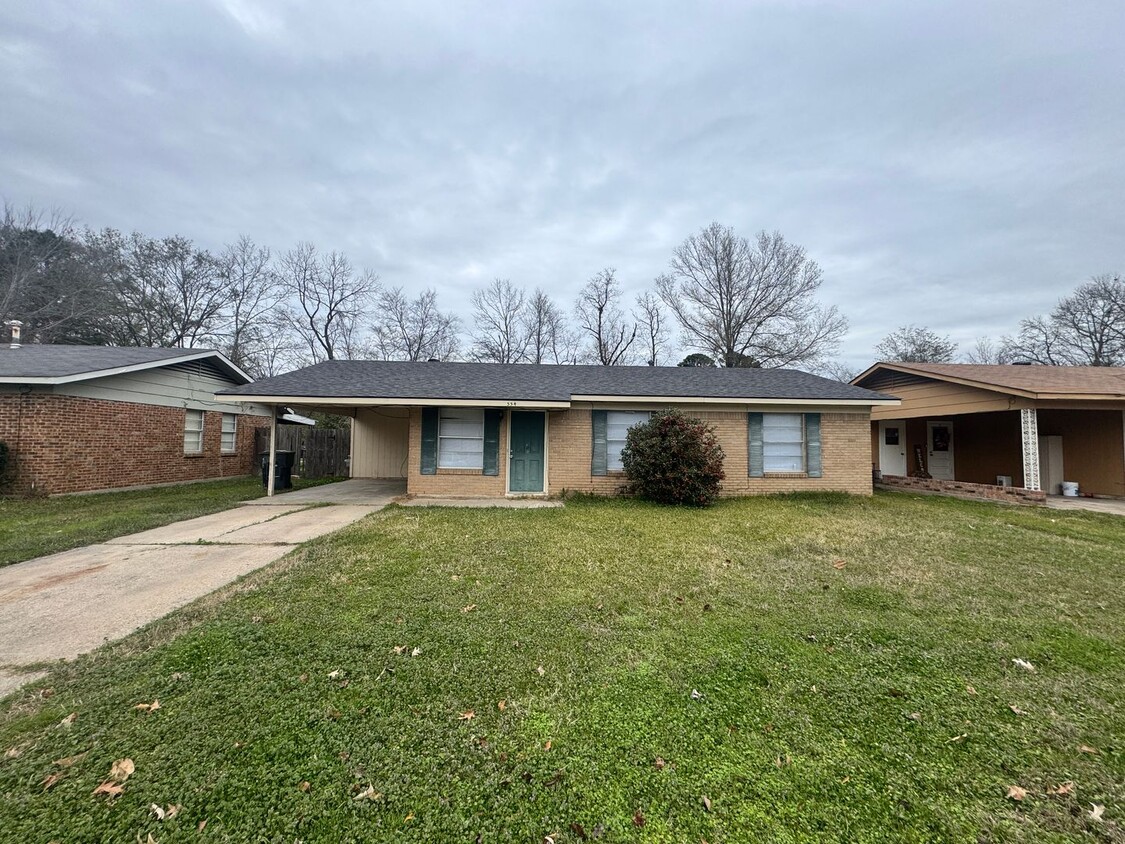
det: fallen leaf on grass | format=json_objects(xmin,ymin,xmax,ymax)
[
  {"xmin": 134, "ymin": 700, "xmax": 161, "ymax": 714},
  {"xmin": 4, "ymin": 746, "xmax": 23, "ymax": 759},
  {"xmin": 92, "ymin": 781, "xmax": 124, "ymax": 799},
  {"xmin": 653, "ymin": 757, "xmax": 666, "ymax": 770},
  {"xmin": 569, "ymin": 822, "xmax": 588, "ymax": 840},
  {"xmin": 393, "ymin": 645, "xmax": 407, "ymax": 655},
  {"xmin": 1049, "ymin": 781, "xmax": 1075, "ymax": 796},
  {"xmin": 53, "ymin": 751, "xmax": 87, "ymax": 768},
  {"xmin": 457, "ymin": 710, "xmax": 475, "ymax": 721},
  {"xmin": 327, "ymin": 669, "xmax": 343, "ymax": 679},
  {"xmin": 832, "ymin": 559, "xmax": 846, "ymax": 570},
  {"xmin": 1008, "ymin": 704, "xmax": 1027, "ymax": 716},
  {"xmin": 1079, "ymin": 744, "xmax": 1100, "ymax": 755},
  {"xmin": 141, "ymin": 835, "xmax": 157, "ymax": 844},
  {"xmin": 42, "ymin": 771, "xmax": 66, "ymax": 791},
  {"xmin": 59, "ymin": 712, "xmax": 77, "ymax": 726},
  {"xmin": 536, "ymin": 665, "xmax": 545, "ymax": 676},
  {"xmin": 197, "ymin": 820, "xmax": 207, "ymax": 832},
  {"xmin": 690, "ymin": 689, "xmax": 703, "ymax": 700},
  {"xmin": 404, "ymin": 812, "xmax": 415, "ymax": 821},
  {"xmin": 353, "ymin": 785, "xmax": 382, "ymax": 801},
  {"xmin": 1006, "ymin": 785, "xmax": 1027, "ymax": 801},
  {"xmin": 497, "ymin": 700, "xmax": 506, "ymax": 711},
  {"xmin": 702, "ymin": 795, "xmax": 712, "ymax": 812},
  {"xmin": 298, "ymin": 781, "xmax": 311, "ymax": 793},
  {"xmin": 907, "ymin": 712, "xmax": 922, "ymax": 722},
  {"xmin": 109, "ymin": 758, "xmax": 135, "ymax": 783},
  {"xmin": 411, "ymin": 647, "xmax": 422, "ymax": 657},
  {"xmin": 946, "ymin": 734, "xmax": 968, "ymax": 744},
  {"xmin": 774, "ymin": 754, "xmax": 792, "ymax": 767},
  {"xmin": 1089, "ymin": 804, "xmax": 1105, "ymax": 822},
  {"xmin": 150, "ymin": 803, "xmax": 181, "ymax": 821},
  {"xmin": 1012, "ymin": 658, "xmax": 1036, "ymax": 672},
  {"xmin": 462, "ymin": 604, "xmax": 477, "ymax": 613},
  {"xmin": 633, "ymin": 810, "xmax": 646, "ymax": 828}
]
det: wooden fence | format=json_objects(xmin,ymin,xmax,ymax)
[{"xmin": 254, "ymin": 425, "xmax": 351, "ymax": 479}]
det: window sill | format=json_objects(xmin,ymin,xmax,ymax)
[
  {"xmin": 183, "ymin": 452, "xmax": 205, "ymax": 459},
  {"xmin": 220, "ymin": 450, "xmax": 238, "ymax": 456},
  {"xmin": 761, "ymin": 472, "xmax": 808, "ymax": 479},
  {"xmin": 437, "ymin": 467, "xmax": 485, "ymax": 475}
]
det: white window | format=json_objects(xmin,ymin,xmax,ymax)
[
  {"xmin": 763, "ymin": 413, "xmax": 805, "ymax": 473},
  {"xmin": 184, "ymin": 409, "xmax": 204, "ymax": 454},
  {"xmin": 221, "ymin": 413, "xmax": 238, "ymax": 453},
  {"xmin": 438, "ymin": 408, "xmax": 484, "ymax": 469},
  {"xmin": 606, "ymin": 411, "xmax": 651, "ymax": 471}
]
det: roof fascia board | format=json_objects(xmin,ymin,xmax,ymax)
[
  {"xmin": 571, "ymin": 394, "xmax": 900, "ymax": 406},
  {"xmin": 213, "ymin": 395, "xmax": 572, "ymax": 409},
  {"xmin": 0, "ymin": 350, "xmax": 251, "ymax": 386}
]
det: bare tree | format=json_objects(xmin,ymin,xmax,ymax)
[
  {"xmin": 279, "ymin": 242, "xmax": 378, "ymax": 362},
  {"xmin": 634, "ymin": 291, "xmax": 672, "ymax": 366},
  {"xmin": 1, "ymin": 204, "xmax": 112, "ymax": 344},
  {"xmin": 371, "ymin": 287, "xmax": 461, "ymax": 361},
  {"xmin": 524, "ymin": 289, "xmax": 569, "ymax": 364},
  {"xmin": 874, "ymin": 325, "xmax": 957, "ymax": 363},
  {"xmin": 964, "ymin": 336, "xmax": 1011, "ymax": 364},
  {"xmin": 818, "ymin": 360, "xmax": 860, "ymax": 382},
  {"xmin": 90, "ymin": 229, "xmax": 228, "ymax": 348},
  {"xmin": 657, "ymin": 223, "xmax": 846, "ymax": 368},
  {"xmin": 217, "ymin": 236, "xmax": 280, "ymax": 374},
  {"xmin": 1002, "ymin": 274, "xmax": 1125, "ymax": 366},
  {"xmin": 469, "ymin": 278, "xmax": 530, "ymax": 363},
  {"xmin": 575, "ymin": 268, "xmax": 637, "ymax": 365}
]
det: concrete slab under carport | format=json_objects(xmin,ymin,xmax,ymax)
[{"xmin": 241, "ymin": 478, "xmax": 406, "ymax": 506}]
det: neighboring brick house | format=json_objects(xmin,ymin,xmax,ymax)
[
  {"xmin": 853, "ymin": 361, "xmax": 1125, "ymax": 500},
  {"xmin": 0, "ymin": 345, "xmax": 272, "ymax": 495},
  {"xmin": 218, "ymin": 361, "xmax": 897, "ymax": 499}
]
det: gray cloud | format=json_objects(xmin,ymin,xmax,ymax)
[{"xmin": 2, "ymin": 0, "xmax": 1122, "ymax": 368}]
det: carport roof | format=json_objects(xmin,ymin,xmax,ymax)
[
  {"xmin": 216, "ymin": 359, "xmax": 897, "ymax": 406},
  {"xmin": 853, "ymin": 361, "xmax": 1125, "ymax": 399}
]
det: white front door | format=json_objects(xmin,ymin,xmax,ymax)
[
  {"xmin": 878, "ymin": 420, "xmax": 907, "ymax": 476},
  {"xmin": 927, "ymin": 420, "xmax": 955, "ymax": 480}
]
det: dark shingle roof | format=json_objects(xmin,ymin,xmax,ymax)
[
  {"xmin": 0, "ymin": 345, "xmax": 246, "ymax": 382},
  {"xmin": 219, "ymin": 360, "xmax": 894, "ymax": 403}
]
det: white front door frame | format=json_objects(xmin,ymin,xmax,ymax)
[
  {"xmin": 926, "ymin": 419, "xmax": 955, "ymax": 480},
  {"xmin": 878, "ymin": 419, "xmax": 907, "ymax": 476}
]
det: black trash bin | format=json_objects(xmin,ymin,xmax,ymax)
[{"xmin": 260, "ymin": 450, "xmax": 296, "ymax": 490}]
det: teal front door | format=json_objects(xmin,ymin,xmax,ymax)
[{"xmin": 509, "ymin": 411, "xmax": 545, "ymax": 493}]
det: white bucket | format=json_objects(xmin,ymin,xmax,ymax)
[{"xmin": 1061, "ymin": 481, "xmax": 1079, "ymax": 497}]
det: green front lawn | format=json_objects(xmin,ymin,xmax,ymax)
[
  {"xmin": 0, "ymin": 475, "xmax": 342, "ymax": 567},
  {"xmin": 1, "ymin": 493, "xmax": 1122, "ymax": 842}
]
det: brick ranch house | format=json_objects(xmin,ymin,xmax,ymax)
[
  {"xmin": 217, "ymin": 360, "xmax": 898, "ymax": 498},
  {"xmin": 853, "ymin": 361, "xmax": 1125, "ymax": 501},
  {"xmin": 0, "ymin": 345, "xmax": 272, "ymax": 495}
]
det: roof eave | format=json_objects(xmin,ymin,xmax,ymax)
[
  {"xmin": 852, "ymin": 361, "xmax": 1040, "ymax": 398},
  {"xmin": 214, "ymin": 394, "xmax": 572, "ymax": 409},
  {"xmin": 0, "ymin": 349, "xmax": 252, "ymax": 386}
]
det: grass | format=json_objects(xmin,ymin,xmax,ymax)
[
  {"xmin": 0, "ymin": 475, "xmax": 343, "ymax": 567},
  {"xmin": 0, "ymin": 491, "xmax": 1122, "ymax": 842}
]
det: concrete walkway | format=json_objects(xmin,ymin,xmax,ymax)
[
  {"xmin": 0, "ymin": 497, "xmax": 390, "ymax": 698},
  {"xmin": 1045, "ymin": 495, "xmax": 1125, "ymax": 516}
]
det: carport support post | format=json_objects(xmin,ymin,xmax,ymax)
[
  {"xmin": 267, "ymin": 406, "xmax": 277, "ymax": 497},
  {"xmin": 1020, "ymin": 407, "xmax": 1040, "ymax": 491}
]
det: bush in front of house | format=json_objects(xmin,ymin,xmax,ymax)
[{"xmin": 621, "ymin": 409, "xmax": 725, "ymax": 506}]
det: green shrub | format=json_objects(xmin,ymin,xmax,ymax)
[{"xmin": 621, "ymin": 408, "xmax": 725, "ymax": 506}]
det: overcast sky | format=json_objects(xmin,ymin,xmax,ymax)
[{"xmin": 2, "ymin": 1, "xmax": 1122, "ymax": 368}]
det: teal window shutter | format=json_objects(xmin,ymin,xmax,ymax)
[
  {"xmin": 748, "ymin": 412, "xmax": 764, "ymax": 477},
  {"xmin": 591, "ymin": 409, "xmax": 608, "ymax": 476},
  {"xmin": 420, "ymin": 407, "xmax": 439, "ymax": 475},
  {"xmin": 482, "ymin": 409, "xmax": 501, "ymax": 476},
  {"xmin": 805, "ymin": 413, "xmax": 822, "ymax": 477}
]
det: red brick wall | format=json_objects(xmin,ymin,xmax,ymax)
[
  {"xmin": 878, "ymin": 474, "xmax": 1046, "ymax": 505},
  {"xmin": 0, "ymin": 393, "xmax": 269, "ymax": 495}
]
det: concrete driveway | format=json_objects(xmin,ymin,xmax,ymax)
[{"xmin": 0, "ymin": 482, "xmax": 404, "ymax": 698}]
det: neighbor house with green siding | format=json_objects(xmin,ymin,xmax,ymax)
[{"xmin": 217, "ymin": 360, "xmax": 897, "ymax": 498}]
